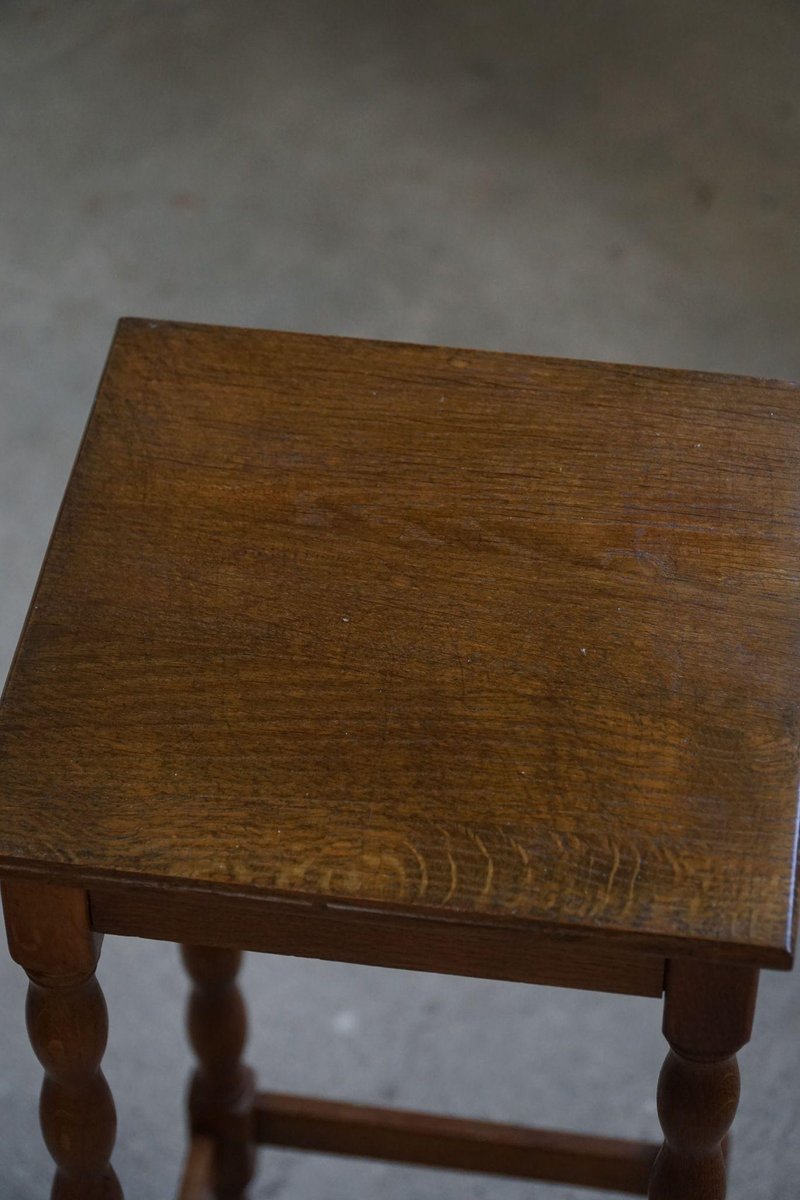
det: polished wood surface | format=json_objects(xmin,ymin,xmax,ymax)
[
  {"xmin": 1, "ymin": 318, "xmax": 799, "ymax": 967},
  {"xmin": 2, "ymin": 882, "xmax": 123, "ymax": 1199},
  {"xmin": 648, "ymin": 959, "xmax": 758, "ymax": 1199},
  {"xmin": 252, "ymin": 1091, "xmax": 659, "ymax": 1194}
]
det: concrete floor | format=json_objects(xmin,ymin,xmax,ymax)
[{"xmin": 1, "ymin": 2, "xmax": 800, "ymax": 1197}]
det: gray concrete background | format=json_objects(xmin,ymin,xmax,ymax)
[{"xmin": 1, "ymin": 2, "xmax": 799, "ymax": 1196}]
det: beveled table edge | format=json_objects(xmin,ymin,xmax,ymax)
[
  {"xmin": 0, "ymin": 856, "xmax": 792, "ymax": 972},
  {"xmin": 120, "ymin": 316, "xmax": 800, "ymax": 393}
]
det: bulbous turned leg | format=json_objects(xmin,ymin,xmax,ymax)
[
  {"xmin": 648, "ymin": 959, "xmax": 759, "ymax": 1200},
  {"xmin": 2, "ymin": 881, "xmax": 123, "ymax": 1200},
  {"xmin": 181, "ymin": 945, "xmax": 256, "ymax": 1200}
]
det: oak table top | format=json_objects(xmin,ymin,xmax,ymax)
[{"xmin": 1, "ymin": 318, "xmax": 799, "ymax": 970}]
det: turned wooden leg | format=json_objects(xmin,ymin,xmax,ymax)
[
  {"xmin": 648, "ymin": 958, "xmax": 759, "ymax": 1200},
  {"xmin": 181, "ymin": 945, "xmax": 256, "ymax": 1200},
  {"xmin": 2, "ymin": 880, "xmax": 123, "ymax": 1200}
]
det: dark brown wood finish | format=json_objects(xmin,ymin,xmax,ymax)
[
  {"xmin": 1, "ymin": 319, "xmax": 799, "ymax": 967},
  {"xmin": 1, "ymin": 321, "xmax": 797, "ymax": 1199},
  {"xmin": 182, "ymin": 946, "xmax": 256, "ymax": 1200},
  {"xmin": 176, "ymin": 1135, "xmax": 215, "ymax": 1200},
  {"xmin": 91, "ymin": 886, "xmax": 665, "ymax": 997},
  {"xmin": 1, "ymin": 881, "xmax": 123, "ymax": 1199},
  {"xmin": 647, "ymin": 959, "xmax": 758, "ymax": 1198},
  {"xmin": 252, "ymin": 1091, "xmax": 659, "ymax": 1194}
]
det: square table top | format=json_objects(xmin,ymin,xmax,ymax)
[{"xmin": 1, "ymin": 318, "xmax": 799, "ymax": 968}]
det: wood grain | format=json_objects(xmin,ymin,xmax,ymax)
[
  {"xmin": 91, "ymin": 884, "xmax": 665, "ymax": 996},
  {"xmin": 1, "ymin": 318, "xmax": 799, "ymax": 966}
]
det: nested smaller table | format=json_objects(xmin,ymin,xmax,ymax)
[{"xmin": 2, "ymin": 319, "xmax": 799, "ymax": 1199}]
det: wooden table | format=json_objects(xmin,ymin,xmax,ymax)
[{"xmin": 2, "ymin": 318, "xmax": 799, "ymax": 1199}]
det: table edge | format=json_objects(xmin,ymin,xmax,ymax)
[{"xmin": 0, "ymin": 855, "xmax": 791, "ymax": 972}]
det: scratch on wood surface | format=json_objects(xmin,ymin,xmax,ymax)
[
  {"xmin": 469, "ymin": 830, "xmax": 495, "ymax": 898},
  {"xmin": 508, "ymin": 836, "xmax": 534, "ymax": 912},
  {"xmin": 437, "ymin": 824, "xmax": 459, "ymax": 905},
  {"xmin": 402, "ymin": 838, "xmax": 430, "ymax": 901},
  {"xmin": 625, "ymin": 847, "xmax": 643, "ymax": 916},
  {"xmin": 604, "ymin": 841, "xmax": 622, "ymax": 909}
]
